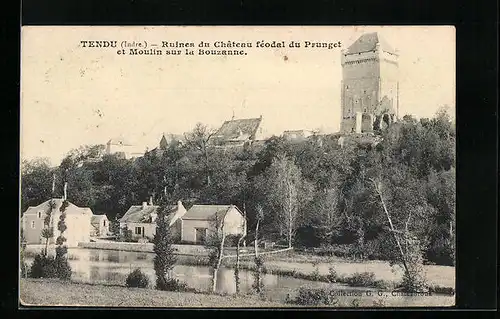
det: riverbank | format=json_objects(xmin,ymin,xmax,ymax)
[
  {"xmin": 24, "ymin": 244, "xmax": 455, "ymax": 293},
  {"xmin": 176, "ymin": 254, "xmax": 456, "ymax": 293},
  {"xmin": 20, "ymin": 278, "xmax": 291, "ymax": 308}
]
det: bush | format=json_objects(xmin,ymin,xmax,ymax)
[
  {"xmin": 29, "ymin": 253, "xmax": 58, "ymax": 279},
  {"xmin": 327, "ymin": 266, "xmax": 338, "ymax": 283},
  {"xmin": 345, "ymin": 272, "xmax": 377, "ymax": 287},
  {"xmin": 291, "ymin": 287, "xmax": 339, "ymax": 306},
  {"xmin": 55, "ymin": 257, "xmax": 72, "ymax": 280},
  {"xmin": 425, "ymin": 238, "xmax": 455, "ymax": 266},
  {"xmin": 125, "ymin": 268, "xmax": 149, "ymax": 288},
  {"xmin": 156, "ymin": 277, "xmax": 189, "ymax": 291}
]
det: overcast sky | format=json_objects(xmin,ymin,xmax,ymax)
[{"xmin": 21, "ymin": 26, "xmax": 455, "ymax": 166}]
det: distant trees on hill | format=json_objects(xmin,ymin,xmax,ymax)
[{"xmin": 21, "ymin": 108, "xmax": 456, "ymax": 265}]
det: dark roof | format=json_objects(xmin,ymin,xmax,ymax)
[
  {"xmin": 346, "ymin": 32, "xmax": 396, "ymax": 55},
  {"xmin": 182, "ymin": 205, "xmax": 237, "ymax": 221},
  {"xmin": 119, "ymin": 205, "xmax": 177, "ymax": 223},
  {"xmin": 212, "ymin": 117, "xmax": 262, "ymax": 142}
]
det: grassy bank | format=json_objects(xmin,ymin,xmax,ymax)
[
  {"xmin": 20, "ymin": 279, "xmax": 291, "ymax": 308},
  {"xmin": 176, "ymin": 254, "xmax": 455, "ymax": 295}
]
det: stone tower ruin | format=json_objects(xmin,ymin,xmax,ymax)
[{"xmin": 340, "ymin": 32, "xmax": 399, "ymax": 133}]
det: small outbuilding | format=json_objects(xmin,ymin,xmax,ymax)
[{"xmin": 180, "ymin": 204, "xmax": 247, "ymax": 244}]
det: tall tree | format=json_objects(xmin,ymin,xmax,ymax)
[
  {"xmin": 184, "ymin": 123, "xmax": 216, "ymax": 186},
  {"xmin": 261, "ymin": 153, "xmax": 308, "ymax": 248},
  {"xmin": 153, "ymin": 197, "xmax": 178, "ymax": 290},
  {"xmin": 21, "ymin": 158, "xmax": 54, "ymax": 212}
]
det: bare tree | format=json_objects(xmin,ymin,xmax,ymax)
[
  {"xmin": 264, "ymin": 154, "xmax": 302, "ymax": 248},
  {"xmin": 254, "ymin": 205, "xmax": 264, "ymax": 257},
  {"xmin": 205, "ymin": 212, "xmax": 227, "ymax": 293},
  {"xmin": 234, "ymin": 206, "xmax": 247, "ymax": 295},
  {"xmin": 369, "ymin": 177, "xmax": 409, "ymax": 274},
  {"xmin": 184, "ymin": 123, "xmax": 216, "ymax": 186}
]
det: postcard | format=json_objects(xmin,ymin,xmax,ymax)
[{"xmin": 19, "ymin": 26, "xmax": 456, "ymax": 308}]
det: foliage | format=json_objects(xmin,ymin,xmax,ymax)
[
  {"xmin": 21, "ymin": 158, "xmax": 54, "ymax": 212},
  {"xmin": 54, "ymin": 199, "xmax": 71, "ymax": 280},
  {"xmin": 120, "ymin": 226, "xmax": 133, "ymax": 242},
  {"xmin": 252, "ymin": 256, "xmax": 265, "ymax": 294},
  {"xmin": 345, "ymin": 272, "xmax": 377, "ymax": 287},
  {"xmin": 28, "ymin": 251, "xmax": 70, "ymax": 280},
  {"xmin": 20, "ymin": 109, "xmax": 455, "ymax": 266},
  {"xmin": 327, "ymin": 266, "xmax": 338, "ymax": 283},
  {"xmin": 20, "ymin": 230, "xmax": 28, "ymax": 278},
  {"xmin": 290, "ymin": 287, "xmax": 339, "ymax": 306},
  {"xmin": 125, "ymin": 268, "xmax": 150, "ymax": 288},
  {"xmin": 398, "ymin": 237, "xmax": 428, "ymax": 292},
  {"xmin": 153, "ymin": 197, "xmax": 179, "ymax": 291}
]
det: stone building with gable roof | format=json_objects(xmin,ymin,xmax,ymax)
[{"xmin": 210, "ymin": 116, "xmax": 266, "ymax": 148}]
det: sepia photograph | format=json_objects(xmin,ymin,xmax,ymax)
[{"xmin": 19, "ymin": 26, "xmax": 456, "ymax": 308}]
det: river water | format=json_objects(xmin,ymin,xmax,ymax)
[{"xmin": 23, "ymin": 248, "xmax": 454, "ymax": 307}]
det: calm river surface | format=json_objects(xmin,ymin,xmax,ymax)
[{"xmin": 24, "ymin": 248, "xmax": 454, "ymax": 307}]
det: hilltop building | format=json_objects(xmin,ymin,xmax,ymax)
[
  {"xmin": 147, "ymin": 133, "xmax": 185, "ymax": 158},
  {"xmin": 282, "ymin": 129, "xmax": 316, "ymax": 142},
  {"xmin": 106, "ymin": 137, "xmax": 144, "ymax": 159},
  {"xmin": 340, "ymin": 32, "xmax": 399, "ymax": 134},
  {"xmin": 210, "ymin": 116, "xmax": 266, "ymax": 148}
]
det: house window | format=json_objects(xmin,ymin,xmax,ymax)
[
  {"xmin": 37, "ymin": 212, "xmax": 42, "ymax": 219},
  {"xmin": 31, "ymin": 220, "xmax": 36, "ymax": 229},
  {"xmin": 103, "ymin": 220, "xmax": 106, "ymax": 227},
  {"xmin": 135, "ymin": 227, "xmax": 142, "ymax": 235}
]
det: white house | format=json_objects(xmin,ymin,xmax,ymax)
[
  {"xmin": 21, "ymin": 198, "xmax": 93, "ymax": 247},
  {"xmin": 180, "ymin": 204, "xmax": 247, "ymax": 244},
  {"xmin": 119, "ymin": 200, "xmax": 187, "ymax": 242},
  {"xmin": 90, "ymin": 214, "xmax": 110, "ymax": 238}
]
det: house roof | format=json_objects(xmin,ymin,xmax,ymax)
[
  {"xmin": 91, "ymin": 214, "xmax": 108, "ymax": 225},
  {"xmin": 182, "ymin": 204, "xmax": 239, "ymax": 221},
  {"xmin": 346, "ymin": 32, "xmax": 396, "ymax": 55},
  {"xmin": 23, "ymin": 198, "xmax": 93, "ymax": 216},
  {"xmin": 119, "ymin": 204, "xmax": 178, "ymax": 224},
  {"xmin": 212, "ymin": 117, "xmax": 262, "ymax": 142}
]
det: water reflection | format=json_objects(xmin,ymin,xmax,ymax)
[{"xmin": 23, "ymin": 248, "xmax": 454, "ymax": 306}]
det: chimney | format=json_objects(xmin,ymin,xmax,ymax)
[
  {"xmin": 177, "ymin": 200, "xmax": 182, "ymax": 209},
  {"xmin": 63, "ymin": 182, "xmax": 68, "ymax": 200},
  {"xmin": 149, "ymin": 196, "xmax": 153, "ymax": 206},
  {"xmin": 142, "ymin": 202, "xmax": 147, "ymax": 210}
]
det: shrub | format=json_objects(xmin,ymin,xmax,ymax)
[
  {"xmin": 345, "ymin": 272, "xmax": 377, "ymax": 287},
  {"xmin": 55, "ymin": 257, "xmax": 72, "ymax": 280},
  {"xmin": 399, "ymin": 237, "xmax": 428, "ymax": 292},
  {"xmin": 291, "ymin": 287, "xmax": 339, "ymax": 306},
  {"xmin": 327, "ymin": 266, "xmax": 338, "ymax": 283},
  {"xmin": 29, "ymin": 253, "xmax": 58, "ymax": 278},
  {"xmin": 125, "ymin": 268, "xmax": 149, "ymax": 288},
  {"xmin": 252, "ymin": 256, "xmax": 265, "ymax": 294},
  {"xmin": 310, "ymin": 265, "xmax": 321, "ymax": 281},
  {"xmin": 156, "ymin": 277, "xmax": 189, "ymax": 291}
]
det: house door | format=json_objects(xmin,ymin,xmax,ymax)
[{"xmin": 195, "ymin": 228, "xmax": 207, "ymax": 244}]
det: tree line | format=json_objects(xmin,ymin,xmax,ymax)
[{"xmin": 21, "ymin": 107, "xmax": 456, "ymax": 266}]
